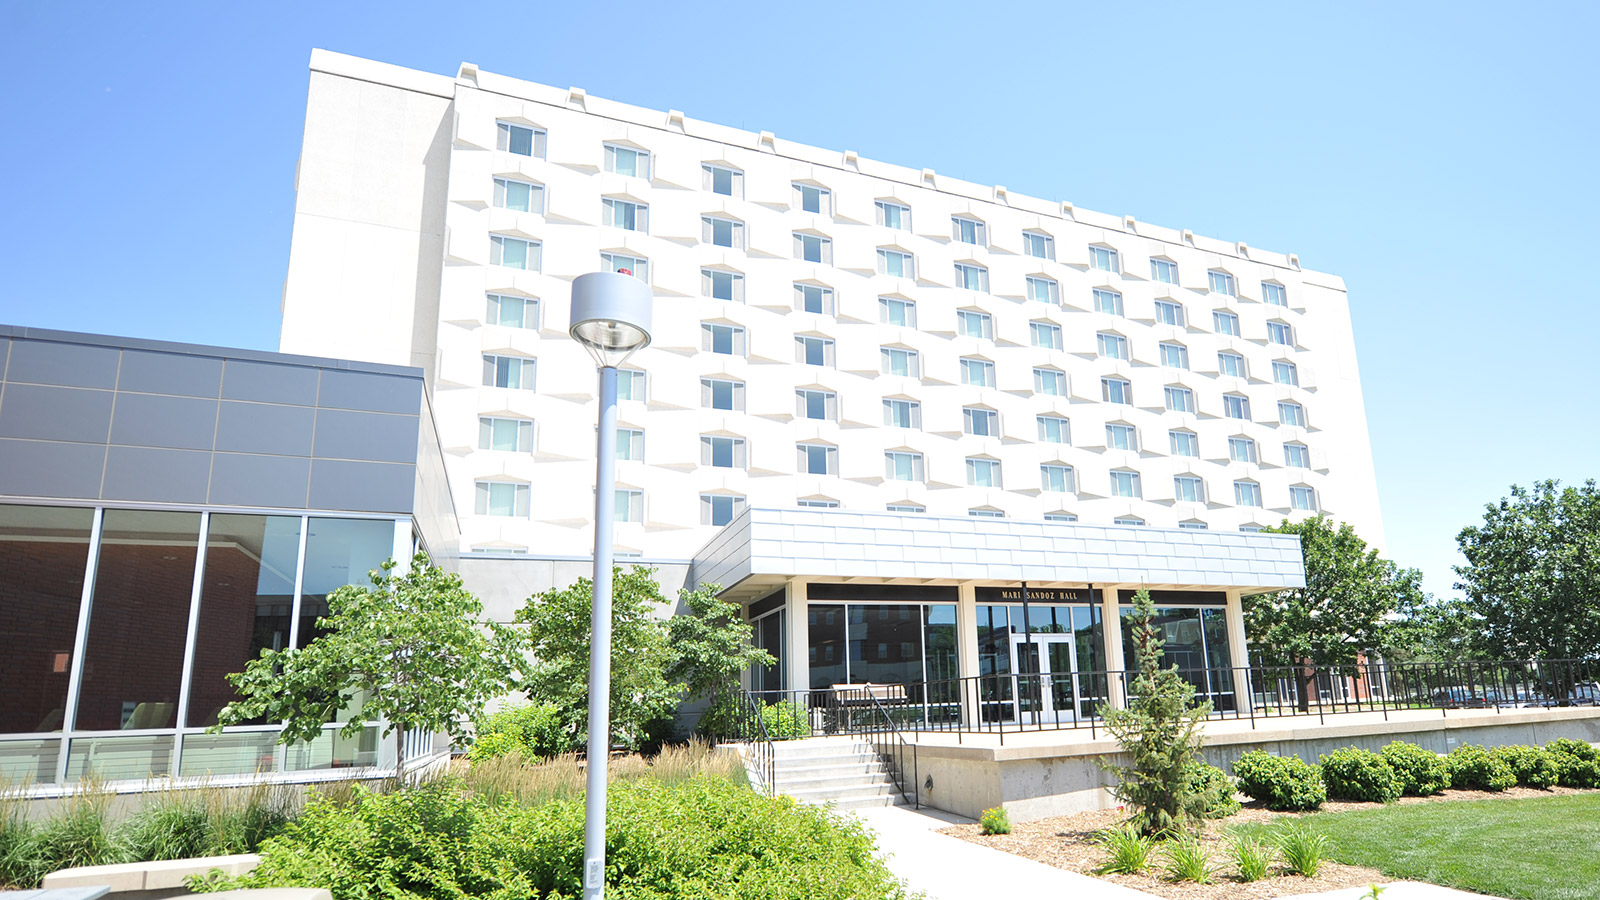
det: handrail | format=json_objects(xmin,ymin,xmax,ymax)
[
  {"xmin": 742, "ymin": 690, "xmax": 776, "ymax": 797},
  {"xmin": 865, "ymin": 691, "xmax": 918, "ymax": 809}
]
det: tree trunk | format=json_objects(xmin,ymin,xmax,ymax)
[{"xmin": 394, "ymin": 727, "xmax": 406, "ymax": 785}]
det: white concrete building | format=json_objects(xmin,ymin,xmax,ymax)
[{"xmin": 279, "ymin": 50, "xmax": 1382, "ymax": 565}]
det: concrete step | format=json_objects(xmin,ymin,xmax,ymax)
[
  {"xmin": 779, "ymin": 771, "xmax": 895, "ymax": 792},
  {"xmin": 775, "ymin": 753, "xmax": 877, "ymax": 769},
  {"xmin": 790, "ymin": 782, "xmax": 903, "ymax": 807},
  {"xmin": 774, "ymin": 759, "xmax": 886, "ymax": 779},
  {"xmin": 773, "ymin": 742, "xmax": 875, "ymax": 761},
  {"xmin": 829, "ymin": 793, "xmax": 906, "ymax": 810}
]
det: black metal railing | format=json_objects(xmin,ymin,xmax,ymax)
[
  {"xmin": 741, "ymin": 690, "xmax": 776, "ymax": 796},
  {"xmin": 863, "ymin": 691, "xmax": 918, "ymax": 809}
]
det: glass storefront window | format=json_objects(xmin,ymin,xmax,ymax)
[
  {"xmin": 807, "ymin": 605, "xmax": 846, "ymax": 689},
  {"xmin": 752, "ymin": 611, "xmax": 784, "ymax": 694},
  {"xmin": 848, "ymin": 604, "xmax": 924, "ymax": 686},
  {"xmin": 0, "ymin": 738, "xmax": 63, "ymax": 783},
  {"xmin": 0, "ymin": 504, "xmax": 95, "ymax": 734},
  {"xmin": 179, "ymin": 730, "xmax": 281, "ymax": 777},
  {"xmin": 296, "ymin": 518, "xmax": 396, "ymax": 649},
  {"xmin": 66, "ymin": 734, "xmax": 174, "ymax": 781},
  {"xmin": 285, "ymin": 726, "xmax": 379, "ymax": 771}
]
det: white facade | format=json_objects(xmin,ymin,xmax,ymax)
[{"xmin": 280, "ymin": 51, "xmax": 1384, "ymax": 562}]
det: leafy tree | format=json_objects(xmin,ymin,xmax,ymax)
[
  {"xmin": 1455, "ymin": 480, "xmax": 1600, "ymax": 662},
  {"xmin": 216, "ymin": 557, "xmax": 525, "ymax": 778},
  {"xmin": 1099, "ymin": 589, "xmax": 1218, "ymax": 836},
  {"xmin": 665, "ymin": 582, "xmax": 774, "ymax": 731},
  {"xmin": 515, "ymin": 566, "xmax": 678, "ymax": 752}
]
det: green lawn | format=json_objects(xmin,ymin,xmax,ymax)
[{"xmin": 1254, "ymin": 793, "xmax": 1600, "ymax": 900}]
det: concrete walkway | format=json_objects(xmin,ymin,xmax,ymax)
[{"xmin": 1288, "ymin": 885, "xmax": 1510, "ymax": 899}]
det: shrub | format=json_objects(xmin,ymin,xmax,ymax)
[
  {"xmin": 979, "ymin": 807, "xmax": 1011, "ymax": 835},
  {"xmin": 1381, "ymin": 741, "xmax": 1450, "ymax": 796},
  {"xmin": 1161, "ymin": 832, "xmax": 1217, "ymax": 884},
  {"xmin": 1546, "ymin": 738, "xmax": 1600, "ymax": 788},
  {"xmin": 761, "ymin": 701, "xmax": 811, "ymax": 740},
  {"xmin": 1227, "ymin": 833, "xmax": 1274, "ymax": 882},
  {"xmin": 1275, "ymin": 824, "xmax": 1330, "ymax": 878},
  {"xmin": 1232, "ymin": 751, "xmax": 1326, "ymax": 811},
  {"xmin": 1318, "ymin": 747, "xmax": 1401, "ymax": 803},
  {"xmin": 1187, "ymin": 762, "xmax": 1241, "ymax": 819},
  {"xmin": 1091, "ymin": 823, "xmax": 1157, "ymax": 875},
  {"xmin": 1446, "ymin": 745, "xmax": 1517, "ymax": 791},
  {"xmin": 473, "ymin": 703, "xmax": 571, "ymax": 760},
  {"xmin": 465, "ymin": 731, "xmax": 524, "ymax": 763},
  {"xmin": 1494, "ymin": 745, "xmax": 1559, "ymax": 789}
]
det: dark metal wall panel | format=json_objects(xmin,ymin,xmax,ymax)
[
  {"xmin": 6, "ymin": 341, "xmax": 121, "ymax": 388},
  {"xmin": 313, "ymin": 409, "xmax": 420, "ymax": 464},
  {"xmin": 109, "ymin": 394, "xmax": 219, "ymax": 451},
  {"xmin": 117, "ymin": 351, "xmax": 224, "ymax": 398},
  {"xmin": 0, "ymin": 384, "xmax": 115, "ymax": 444},
  {"xmin": 0, "ymin": 439, "xmax": 107, "ymax": 498},
  {"xmin": 215, "ymin": 401, "xmax": 315, "ymax": 456}
]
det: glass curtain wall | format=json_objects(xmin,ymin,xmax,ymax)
[
  {"xmin": 976, "ymin": 604, "xmax": 1103, "ymax": 720},
  {"xmin": 804, "ymin": 587, "xmax": 959, "ymax": 724},
  {"xmin": 1120, "ymin": 607, "xmax": 1235, "ymax": 710}
]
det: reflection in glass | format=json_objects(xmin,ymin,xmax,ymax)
[
  {"xmin": 849, "ymin": 604, "xmax": 922, "ymax": 686},
  {"xmin": 1121, "ymin": 607, "xmax": 1211, "ymax": 697},
  {"xmin": 285, "ymin": 726, "xmax": 378, "ymax": 771},
  {"xmin": 67, "ymin": 734, "xmax": 174, "ymax": 781},
  {"xmin": 752, "ymin": 611, "xmax": 784, "ymax": 694},
  {"xmin": 75, "ymin": 510, "xmax": 200, "ymax": 732},
  {"xmin": 179, "ymin": 731, "xmax": 281, "ymax": 777},
  {"xmin": 0, "ymin": 738, "xmax": 63, "ymax": 783},
  {"xmin": 807, "ymin": 605, "xmax": 845, "ymax": 689},
  {"xmin": 296, "ymin": 518, "xmax": 395, "ymax": 650},
  {"xmin": 187, "ymin": 515, "xmax": 302, "ymax": 727},
  {"xmin": 0, "ymin": 504, "xmax": 94, "ymax": 734}
]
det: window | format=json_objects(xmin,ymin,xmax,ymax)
[
  {"xmin": 879, "ymin": 296, "xmax": 916, "ymax": 327},
  {"xmin": 795, "ymin": 283, "xmax": 834, "ymax": 314},
  {"xmin": 797, "ymin": 389, "xmax": 837, "ymax": 420},
  {"xmin": 885, "ymin": 451, "xmax": 925, "ymax": 481},
  {"xmin": 617, "ymin": 369, "xmax": 645, "ymax": 401},
  {"xmin": 963, "ymin": 407, "xmax": 998, "ymax": 436},
  {"xmin": 1279, "ymin": 401, "xmax": 1306, "ymax": 427},
  {"xmin": 887, "ymin": 503, "xmax": 925, "ymax": 513},
  {"xmin": 957, "ymin": 309, "xmax": 993, "ymax": 339},
  {"xmin": 798, "ymin": 499, "xmax": 839, "ymax": 509},
  {"xmin": 1114, "ymin": 517, "xmax": 1145, "ymax": 526},
  {"xmin": 1037, "ymin": 415, "xmax": 1070, "ymax": 444},
  {"xmin": 486, "ymin": 294, "xmax": 537, "ymax": 328},
  {"xmin": 1223, "ymin": 394, "xmax": 1251, "ymax": 420},
  {"xmin": 1041, "ymin": 464, "xmax": 1075, "ymax": 492},
  {"xmin": 1208, "ymin": 270, "xmax": 1236, "ymax": 296},
  {"xmin": 702, "ymin": 268, "xmax": 745, "ymax": 301},
  {"xmin": 952, "ymin": 216, "xmax": 986, "ymax": 245},
  {"xmin": 877, "ymin": 248, "xmax": 915, "ymax": 277},
  {"xmin": 966, "ymin": 458, "xmax": 1001, "ymax": 488},
  {"xmin": 969, "ymin": 508, "xmax": 1005, "ymax": 519},
  {"xmin": 1106, "ymin": 423, "xmax": 1136, "ymax": 450},
  {"xmin": 1160, "ymin": 342, "xmax": 1189, "ymax": 369},
  {"xmin": 1170, "ymin": 430, "xmax": 1199, "ymax": 457},
  {"xmin": 1273, "ymin": 360, "xmax": 1299, "ymax": 386},
  {"xmin": 475, "ymin": 481, "xmax": 530, "ymax": 517},
  {"xmin": 880, "ymin": 347, "xmax": 920, "ymax": 377},
  {"xmin": 883, "ymin": 398, "xmax": 921, "ymax": 428},
  {"xmin": 1154, "ymin": 300, "xmax": 1185, "ymax": 327},
  {"xmin": 615, "ymin": 490, "xmax": 644, "ymax": 523},
  {"xmin": 1268, "ymin": 322, "xmax": 1294, "ymax": 346},
  {"xmin": 1174, "ymin": 476, "xmax": 1205, "ymax": 503},
  {"xmin": 1151, "ymin": 258, "xmax": 1178, "ymax": 283},
  {"xmin": 1284, "ymin": 443, "xmax": 1310, "ymax": 468},
  {"xmin": 604, "ymin": 143, "xmax": 649, "ymax": 178},
  {"xmin": 796, "ymin": 335, "xmax": 835, "ymax": 366},
  {"xmin": 700, "ymin": 435, "xmax": 747, "ymax": 468},
  {"xmin": 1228, "ymin": 437, "xmax": 1258, "ymax": 463},
  {"xmin": 490, "ymin": 235, "xmax": 540, "ymax": 270},
  {"xmin": 494, "ymin": 177, "xmax": 544, "ymax": 214},
  {"xmin": 1097, "ymin": 332, "xmax": 1129, "ymax": 360},
  {"xmin": 701, "ymin": 378, "xmax": 746, "ymax": 411},
  {"xmin": 600, "ymin": 251, "xmax": 648, "ymax": 281},
  {"xmin": 497, "ymin": 121, "xmax": 545, "ymax": 157},
  {"xmin": 875, "ymin": 200, "xmax": 910, "ymax": 230},
  {"xmin": 797, "ymin": 443, "xmax": 837, "ymax": 475},
  {"xmin": 701, "ymin": 494, "xmax": 746, "ymax": 526},
  {"xmin": 703, "ymin": 163, "xmax": 742, "ymax": 197},
  {"xmin": 603, "ymin": 197, "xmax": 647, "ymax": 231},
  {"xmin": 1239, "ymin": 524, "xmax": 1264, "ymax": 533},
  {"xmin": 954, "ymin": 262, "xmax": 989, "ymax": 292},
  {"xmin": 1093, "ymin": 288, "xmax": 1124, "ymax": 316},
  {"xmin": 1023, "ymin": 231, "xmax": 1055, "ymax": 260},
  {"xmin": 960, "ymin": 357, "xmax": 995, "ymax": 387},
  {"xmin": 1179, "ymin": 521, "xmax": 1208, "ymax": 530},
  {"xmin": 1030, "ymin": 321, "xmax": 1063, "ymax": 350},
  {"xmin": 1218, "ymin": 351, "xmax": 1246, "ymax": 377},
  {"xmin": 1027, "ymin": 276, "xmax": 1060, "ymax": 304},
  {"xmin": 702, "ymin": 215, "xmax": 744, "ymax": 248},
  {"xmin": 1102, "ymin": 377, "xmax": 1132, "ymax": 404},
  {"xmin": 1033, "ymin": 367, "xmax": 1066, "ymax": 396},
  {"xmin": 1164, "ymin": 385, "xmax": 1196, "ymax": 413},
  {"xmin": 1290, "ymin": 485, "xmax": 1318, "ymax": 511},
  {"xmin": 793, "ymin": 183, "xmax": 831, "ymax": 215},
  {"xmin": 794, "ymin": 232, "xmax": 832, "ymax": 264},
  {"xmin": 479, "ymin": 416, "xmax": 533, "ymax": 452},
  {"xmin": 1089, "ymin": 245, "xmax": 1119, "ymax": 273},
  {"xmin": 1234, "ymin": 481, "xmax": 1263, "ymax": 507},
  {"xmin": 701, "ymin": 322, "xmax": 746, "ymax": 355},
  {"xmin": 482, "ymin": 354, "xmax": 536, "ymax": 389},
  {"xmin": 1110, "ymin": 471, "xmax": 1142, "ymax": 498},
  {"xmin": 1044, "ymin": 512, "xmax": 1077, "ymax": 522},
  {"xmin": 615, "ymin": 428, "xmax": 644, "ymax": 461},
  {"xmin": 1213, "ymin": 311, "xmax": 1240, "ymax": 336},
  {"xmin": 1263, "ymin": 282, "xmax": 1288, "ymax": 306}
]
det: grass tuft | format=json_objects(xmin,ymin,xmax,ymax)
[{"xmin": 1091, "ymin": 822, "xmax": 1157, "ymax": 875}]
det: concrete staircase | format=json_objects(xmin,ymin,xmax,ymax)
[{"xmin": 770, "ymin": 736, "xmax": 906, "ymax": 809}]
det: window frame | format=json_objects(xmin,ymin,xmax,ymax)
[
  {"xmin": 1022, "ymin": 230, "xmax": 1055, "ymax": 260},
  {"xmin": 493, "ymin": 176, "xmax": 545, "ymax": 214},
  {"xmin": 490, "ymin": 234, "xmax": 541, "ymax": 271},
  {"xmin": 603, "ymin": 143, "xmax": 650, "ymax": 178}
]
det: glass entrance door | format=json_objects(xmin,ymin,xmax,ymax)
[{"xmin": 1010, "ymin": 634, "xmax": 1082, "ymax": 723}]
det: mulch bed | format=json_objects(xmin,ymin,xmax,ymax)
[{"xmin": 940, "ymin": 786, "xmax": 1587, "ymax": 899}]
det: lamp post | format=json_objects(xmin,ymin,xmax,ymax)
[{"xmin": 569, "ymin": 270, "xmax": 653, "ymax": 900}]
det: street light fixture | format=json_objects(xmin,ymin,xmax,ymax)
[{"xmin": 569, "ymin": 270, "xmax": 653, "ymax": 900}]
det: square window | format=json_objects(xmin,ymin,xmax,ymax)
[
  {"xmin": 1093, "ymin": 289, "xmax": 1124, "ymax": 316},
  {"xmin": 876, "ymin": 200, "xmax": 910, "ymax": 230},
  {"xmin": 701, "ymin": 322, "xmax": 745, "ymax": 355},
  {"xmin": 617, "ymin": 369, "xmax": 645, "ymax": 401},
  {"xmin": 702, "ymin": 215, "xmax": 743, "ymax": 248},
  {"xmin": 1284, "ymin": 443, "xmax": 1311, "ymax": 468},
  {"xmin": 1228, "ymin": 437, "xmax": 1257, "ymax": 463},
  {"xmin": 798, "ymin": 389, "xmax": 836, "ymax": 421},
  {"xmin": 794, "ymin": 183, "xmax": 831, "ymax": 215},
  {"xmin": 796, "ymin": 336, "xmax": 834, "ymax": 366},
  {"xmin": 954, "ymin": 263, "xmax": 989, "ymax": 292},
  {"xmin": 1290, "ymin": 485, "xmax": 1317, "ymax": 511},
  {"xmin": 1023, "ymin": 231, "xmax": 1054, "ymax": 259},
  {"xmin": 1030, "ymin": 321, "xmax": 1063, "ymax": 350},
  {"xmin": 1169, "ymin": 430, "xmax": 1199, "ymax": 457},
  {"xmin": 883, "ymin": 398, "xmax": 920, "ymax": 428},
  {"xmin": 877, "ymin": 248, "xmax": 914, "ymax": 278},
  {"xmin": 963, "ymin": 407, "xmax": 998, "ymax": 436},
  {"xmin": 960, "ymin": 357, "xmax": 995, "ymax": 387},
  {"xmin": 1154, "ymin": 300, "xmax": 1184, "ymax": 326},
  {"xmin": 615, "ymin": 490, "xmax": 643, "ymax": 523},
  {"xmin": 957, "ymin": 309, "xmax": 993, "ymax": 339},
  {"xmin": 1164, "ymin": 386, "xmax": 1195, "ymax": 413},
  {"xmin": 797, "ymin": 443, "xmax": 835, "ymax": 475},
  {"xmin": 497, "ymin": 122, "xmax": 545, "ymax": 157},
  {"xmin": 604, "ymin": 197, "xmax": 647, "ymax": 231},
  {"xmin": 1037, "ymin": 415, "xmax": 1070, "ymax": 444},
  {"xmin": 1234, "ymin": 481, "xmax": 1263, "ymax": 507},
  {"xmin": 1027, "ymin": 276, "xmax": 1060, "ymax": 303},
  {"xmin": 1223, "ymin": 394, "xmax": 1251, "ymax": 420},
  {"xmin": 1151, "ymin": 258, "xmax": 1178, "ymax": 283},
  {"xmin": 1160, "ymin": 342, "xmax": 1189, "ymax": 369},
  {"xmin": 1097, "ymin": 332, "xmax": 1129, "ymax": 360},
  {"xmin": 701, "ymin": 378, "xmax": 745, "ymax": 411},
  {"xmin": 478, "ymin": 416, "xmax": 533, "ymax": 452},
  {"xmin": 885, "ymin": 451, "xmax": 924, "ymax": 482},
  {"xmin": 482, "ymin": 354, "xmax": 536, "ymax": 390},
  {"xmin": 1089, "ymin": 246, "xmax": 1120, "ymax": 273},
  {"xmin": 1213, "ymin": 311, "xmax": 1240, "ymax": 336},
  {"xmin": 615, "ymin": 428, "xmax": 644, "ymax": 461},
  {"xmin": 879, "ymin": 296, "xmax": 917, "ymax": 327},
  {"xmin": 794, "ymin": 232, "xmax": 831, "ymax": 263},
  {"xmin": 796, "ymin": 283, "xmax": 834, "ymax": 314},
  {"xmin": 601, "ymin": 252, "xmax": 647, "ymax": 281},
  {"xmin": 486, "ymin": 294, "xmax": 538, "ymax": 329},
  {"xmin": 494, "ymin": 177, "xmax": 544, "ymax": 214},
  {"xmin": 1174, "ymin": 476, "xmax": 1204, "ymax": 503},
  {"xmin": 701, "ymin": 435, "xmax": 746, "ymax": 468},
  {"xmin": 1106, "ymin": 424, "xmax": 1136, "ymax": 451},
  {"xmin": 702, "ymin": 269, "xmax": 744, "ymax": 302},
  {"xmin": 490, "ymin": 235, "xmax": 540, "ymax": 270},
  {"xmin": 966, "ymin": 458, "xmax": 1001, "ymax": 488},
  {"xmin": 1041, "ymin": 464, "xmax": 1074, "ymax": 493},
  {"xmin": 1279, "ymin": 402, "xmax": 1306, "ymax": 427},
  {"xmin": 1110, "ymin": 471, "xmax": 1141, "ymax": 498},
  {"xmin": 1102, "ymin": 377, "xmax": 1132, "ymax": 404},
  {"xmin": 1273, "ymin": 360, "xmax": 1299, "ymax": 385},
  {"xmin": 953, "ymin": 216, "xmax": 987, "ymax": 245},
  {"xmin": 880, "ymin": 347, "xmax": 920, "ymax": 377},
  {"xmin": 1218, "ymin": 352, "xmax": 1246, "ymax": 378},
  {"xmin": 604, "ymin": 144, "xmax": 649, "ymax": 178},
  {"xmin": 1268, "ymin": 322, "xmax": 1294, "ymax": 346},
  {"xmin": 1209, "ymin": 270, "xmax": 1236, "ymax": 296},
  {"xmin": 475, "ymin": 481, "xmax": 530, "ymax": 517},
  {"xmin": 703, "ymin": 163, "xmax": 741, "ymax": 197},
  {"xmin": 1263, "ymin": 282, "xmax": 1288, "ymax": 306},
  {"xmin": 701, "ymin": 494, "xmax": 745, "ymax": 526},
  {"xmin": 1033, "ymin": 368, "xmax": 1065, "ymax": 396}
]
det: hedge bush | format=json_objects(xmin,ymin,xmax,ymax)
[
  {"xmin": 1494, "ymin": 745, "xmax": 1559, "ymax": 789},
  {"xmin": 1380, "ymin": 741, "xmax": 1450, "ymax": 796},
  {"xmin": 1232, "ymin": 751, "xmax": 1326, "ymax": 811},
  {"xmin": 1318, "ymin": 747, "xmax": 1401, "ymax": 803},
  {"xmin": 1446, "ymin": 745, "xmax": 1517, "ymax": 791},
  {"xmin": 472, "ymin": 703, "xmax": 571, "ymax": 761},
  {"xmin": 1546, "ymin": 738, "xmax": 1600, "ymax": 788},
  {"xmin": 1187, "ymin": 762, "xmax": 1241, "ymax": 819}
]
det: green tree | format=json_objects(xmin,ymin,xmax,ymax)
[
  {"xmin": 665, "ymin": 582, "xmax": 774, "ymax": 729},
  {"xmin": 215, "ymin": 557, "xmax": 525, "ymax": 778},
  {"xmin": 1455, "ymin": 480, "xmax": 1600, "ymax": 662},
  {"xmin": 1099, "ymin": 589, "xmax": 1217, "ymax": 836},
  {"xmin": 515, "ymin": 566, "xmax": 678, "ymax": 752}
]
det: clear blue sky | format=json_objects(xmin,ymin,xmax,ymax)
[{"xmin": 2, "ymin": 1, "xmax": 1594, "ymax": 599}]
